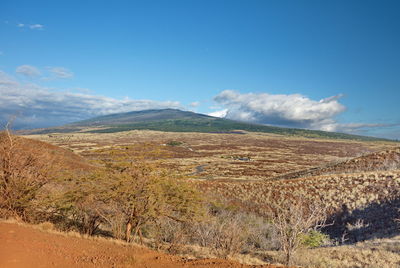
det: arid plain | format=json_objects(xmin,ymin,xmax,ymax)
[{"xmin": 2, "ymin": 129, "xmax": 400, "ymax": 267}]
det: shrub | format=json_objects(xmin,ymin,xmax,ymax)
[
  {"xmin": 0, "ymin": 129, "xmax": 51, "ymax": 220},
  {"xmin": 187, "ymin": 205, "xmax": 279, "ymax": 258},
  {"xmin": 51, "ymin": 149, "xmax": 205, "ymax": 243},
  {"xmin": 166, "ymin": 140, "xmax": 183, "ymax": 146},
  {"xmin": 270, "ymin": 197, "xmax": 329, "ymax": 266},
  {"xmin": 300, "ymin": 230, "xmax": 330, "ymax": 248}
]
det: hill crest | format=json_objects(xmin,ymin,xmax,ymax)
[{"xmin": 72, "ymin": 108, "xmax": 213, "ymax": 126}]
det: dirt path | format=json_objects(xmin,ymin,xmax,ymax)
[{"xmin": 0, "ymin": 222, "xmax": 282, "ymax": 268}]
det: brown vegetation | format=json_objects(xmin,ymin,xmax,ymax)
[
  {"xmin": 197, "ymin": 170, "xmax": 400, "ymax": 216},
  {"xmin": 0, "ymin": 129, "xmax": 51, "ymax": 220},
  {"xmin": 273, "ymin": 147, "xmax": 400, "ymax": 180},
  {"xmin": 26, "ymin": 130, "xmax": 397, "ymax": 181},
  {"xmin": 2, "ymin": 129, "xmax": 399, "ymax": 267},
  {"xmin": 270, "ymin": 198, "xmax": 329, "ymax": 265}
]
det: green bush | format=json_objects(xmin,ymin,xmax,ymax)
[
  {"xmin": 300, "ymin": 230, "xmax": 330, "ymax": 248},
  {"xmin": 166, "ymin": 140, "xmax": 183, "ymax": 146}
]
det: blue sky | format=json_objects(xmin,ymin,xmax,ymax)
[{"xmin": 1, "ymin": 0, "xmax": 399, "ymax": 139}]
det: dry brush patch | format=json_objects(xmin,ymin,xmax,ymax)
[
  {"xmin": 269, "ymin": 197, "xmax": 330, "ymax": 266},
  {"xmin": 291, "ymin": 240, "xmax": 400, "ymax": 268},
  {"xmin": 197, "ymin": 170, "xmax": 400, "ymax": 215},
  {"xmin": 273, "ymin": 147, "xmax": 400, "ymax": 181},
  {"xmin": 0, "ymin": 130, "xmax": 54, "ymax": 220}
]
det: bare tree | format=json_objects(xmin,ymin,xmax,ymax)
[{"xmin": 270, "ymin": 197, "xmax": 329, "ymax": 266}]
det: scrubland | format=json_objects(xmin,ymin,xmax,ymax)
[{"xmin": 1, "ymin": 129, "xmax": 400, "ymax": 267}]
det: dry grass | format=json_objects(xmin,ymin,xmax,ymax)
[
  {"xmin": 177, "ymin": 244, "xmax": 270, "ymax": 266},
  {"xmin": 21, "ymin": 130, "xmax": 400, "ymax": 267},
  {"xmin": 244, "ymin": 235, "xmax": 400, "ymax": 268},
  {"xmin": 293, "ymin": 241, "xmax": 400, "ymax": 268},
  {"xmin": 197, "ymin": 170, "xmax": 400, "ymax": 215},
  {"xmin": 1, "ymin": 132, "xmax": 94, "ymax": 173},
  {"xmin": 25, "ymin": 130, "xmax": 397, "ymax": 181}
]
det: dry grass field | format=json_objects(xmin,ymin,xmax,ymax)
[
  {"xmin": 25, "ymin": 129, "xmax": 397, "ymax": 181},
  {"xmin": 260, "ymin": 235, "xmax": 400, "ymax": 268},
  {"xmin": 19, "ymin": 130, "xmax": 400, "ymax": 267}
]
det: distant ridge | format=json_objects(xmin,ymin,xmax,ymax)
[{"xmin": 23, "ymin": 109, "xmax": 395, "ymax": 142}]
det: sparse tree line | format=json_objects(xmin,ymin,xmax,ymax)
[{"xmin": 1, "ymin": 129, "xmax": 332, "ymax": 266}]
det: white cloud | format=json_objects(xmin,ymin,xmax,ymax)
[
  {"xmin": 0, "ymin": 71, "xmax": 181, "ymax": 129},
  {"xmin": 15, "ymin": 65, "xmax": 74, "ymax": 80},
  {"xmin": 47, "ymin": 67, "xmax": 73, "ymax": 79},
  {"xmin": 16, "ymin": 23, "xmax": 44, "ymax": 30},
  {"xmin": 208, "ymin": 109, "xmax": 228, "ymax": 118},
  {"xmin": 0, "ymin": 71, "xmax": 18, "ymax": 86},
  {"xmin": 189, "ymin": 101, "xmax": 200, "ymax": 108},
  {"xmin": 29, "ymin": 24, "xmax": 44, "ymax": 30},
  {"xmin": 214, "ymin": 90, "xmax": 346, "ymax": 131},
  {"xmin": 210, "ymin": 90, "xmax": 393, "ymax": 135},
  {"xmin": 211, "ymin": 89, "xmax": 393, "ymax": 135},
  {"xmin": 16, "ymin": 65, "xmax": 41, "ymax": 77}
]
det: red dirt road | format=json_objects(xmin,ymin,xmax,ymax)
[{"xmin": 0, "ymin": 222, "xmax": 282, "ymax": 268}]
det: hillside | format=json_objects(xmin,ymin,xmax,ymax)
[
  {"xmin": 6, "ymin": 130, "xmax": 400, "ymax": 267},
  {"xmin": 22, "ymin": 109, "xmax": 394, "ymax": 142},
  {"xmin": 272, "ymin": 147, "xmax": 400, "ymax": 180},
  {"xmin": 197, "ymin": 169, "xmax": 400, "ymax": 243},
  {"xmin": 0, "ymin": 132, "xmax": 94, "ymax": 174}
]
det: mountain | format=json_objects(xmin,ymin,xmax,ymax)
[
  {"xmin": 71, "ymin": 109, "xmax": 213, "ymax": 126},
  {"xmin": 24, "ymin": 109, "xmax": 393, "ymax": 142}
]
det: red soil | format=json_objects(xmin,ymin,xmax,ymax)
[{"xmin": 0, "ymin": 222, "xmax": 284, "ymax": 268}]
